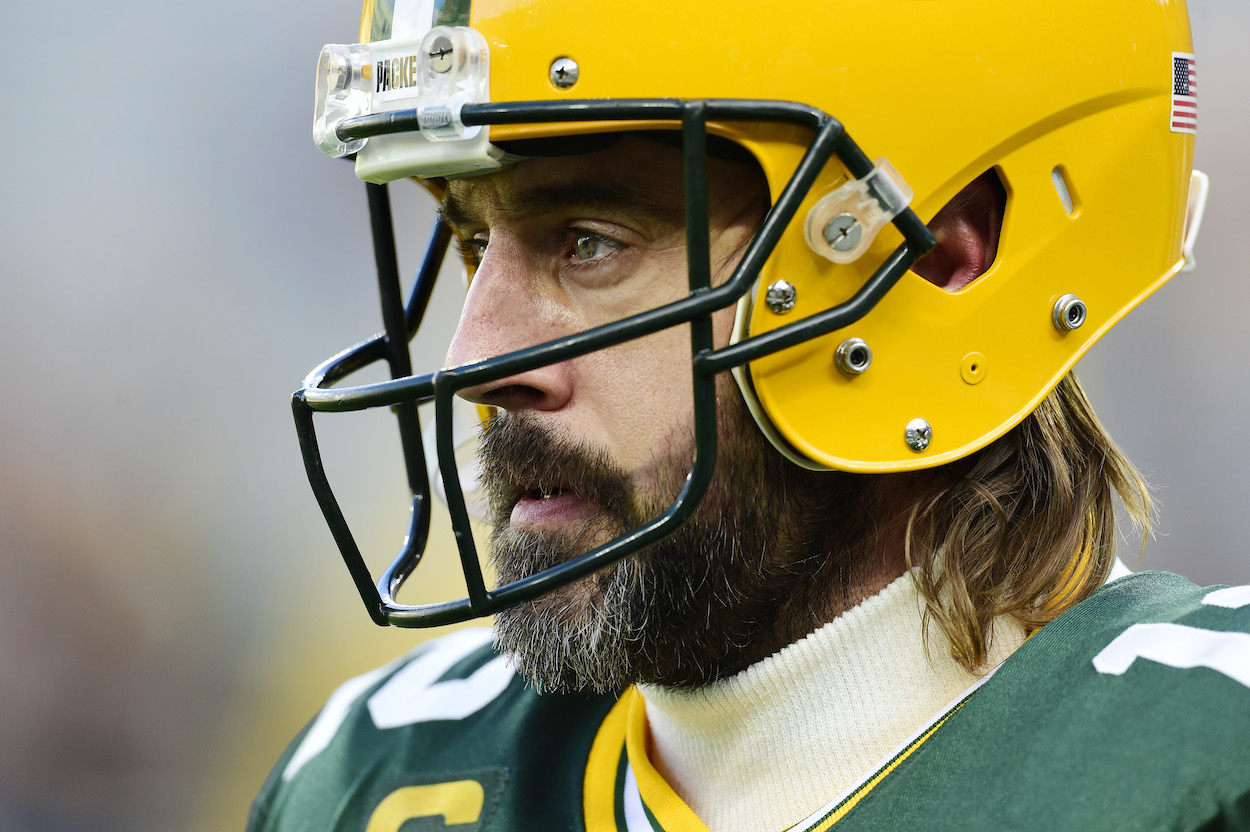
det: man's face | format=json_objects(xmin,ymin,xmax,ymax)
[
  {"xmin": 444, "ymin": 135, "xmax": 765, "ymax": 495},
  {"xmin": 443, "ymin": 136, "xmax": 872, "ymax": 692}
]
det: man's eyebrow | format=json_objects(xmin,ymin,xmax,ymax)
[
  {"xmin": 437, "ymin": 193, "xmax": 477, "ymax": 232},
  {"xmin": 438, "ymin": 180, "xmax": 687, "ymax": 231}
]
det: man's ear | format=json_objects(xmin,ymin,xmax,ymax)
[{"xmin": 911, "ymin": 169, "xmax": 1007, "ymax": 292}]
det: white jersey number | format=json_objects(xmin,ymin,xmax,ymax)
[
  {"xmin": 283, "ymin": 628, "xmax": 513, "ymax": 781},
  {"xmin": 1093, "ymin": 587, "xmax": 1250, "ymax": 690}
]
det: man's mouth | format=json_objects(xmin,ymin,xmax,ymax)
[
  {"xmin": 526, "ymin": 484, "xmax": 568, "ymax": 501},
  {"xmin": 511, "ymin": 482, "xmax": 593, "ymax": 529},
  {"xmin": 477, "ymin": 416, "xmax": 636, "ymax": 535}
]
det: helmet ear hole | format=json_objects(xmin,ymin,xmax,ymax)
[{"xmin": 911, "ymin": 169, "xmax": 1007, "ymax": 292}]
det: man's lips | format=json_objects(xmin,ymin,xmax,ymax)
[{"xmin": 510, "ymin": 485, "xmax": 595, "ymax": 529}]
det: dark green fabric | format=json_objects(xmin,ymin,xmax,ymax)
[
  {"xmin": 834, "ymin": 572, "xmax": 1250, "ymax": 831},
  {"xmin": 248, "ymin": 636, "xmax": 616, "ymax": 832},
  {"xmin": 251, "ymin": 573, "xmax": 1250, "ymax": 832}
]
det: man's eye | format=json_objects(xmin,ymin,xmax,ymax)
[
  {"xmin": 571, "ymin": 232, "xmax": 619, "ymax": 264},
  {"xmin": 457, "ymin": 236, "xmax": 487, "ymax": 263}
]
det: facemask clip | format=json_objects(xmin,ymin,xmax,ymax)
[{"xmin": 804, "ymin": 159, "xmax": 913, "ymax": 265}]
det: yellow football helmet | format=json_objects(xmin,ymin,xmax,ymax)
[{"xmin": 298, "ymin": 0, "xmax": 1206, "ymax": 626}]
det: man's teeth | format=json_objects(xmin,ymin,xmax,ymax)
[{"xmin": 527, "ymin": 484, "xmax": 568, "ymax": 500}]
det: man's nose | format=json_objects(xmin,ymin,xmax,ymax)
[{"xmin": 445, "ymin": 240, "xmax": 574, "ymax": 413}]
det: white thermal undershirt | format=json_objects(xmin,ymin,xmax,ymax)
[{"xmin": 638, "ymin": 571, "xmax": 1027, "ymax": 832}]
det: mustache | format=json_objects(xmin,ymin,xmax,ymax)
[{"xmin": 476, "ymin": 414, "xmax": 637, "ymax": 527}]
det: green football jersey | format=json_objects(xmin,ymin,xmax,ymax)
[{"xmin": 249, "ymin": 572, "xmax": 1250, "ymax": 831}]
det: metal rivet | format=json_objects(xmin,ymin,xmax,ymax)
[
  {"xmin": 765, "ymin": 280, "xmax": 797, "ymax": 314},
  {"xmin": 428, "ymin": 35, "xmax": 454, "ymax": 73},
  {"xmin": 905, "ymin": 418, "xmax": 932, "ymax": 452},
  {"xmin": 1052, "ymin": 294, "xmax": 1086, "ymax": 332},
  {"xmin": 835, "ymin": 337, "xmax": 873, "ymax": 375},
  {"xmin": 549, "ymin": 57, "xmax": 579, "ymax": 89},
  {"xmin": 823, "ymin": 213, "xmax": 863, "ymax": 252}
]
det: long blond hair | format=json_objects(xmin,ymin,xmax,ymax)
[{"xmin": 905, "ymin": 373, "xmax": 1152, "ymax": 670}]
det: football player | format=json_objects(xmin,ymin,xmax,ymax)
[{"xmin": 251, "ymin": 0, "xmax": 1250, "ymax": 829}]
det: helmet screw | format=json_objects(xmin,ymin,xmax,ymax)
[
  {"xmin": 1052, "ymin": 293, "xmax": 1087, "ymax": 332},
  {"xmin": 428, "ymin": 35, "xmax": 454, "ymax": 73},
  {"xmin": 835, "ymin": 337, "xmax": 873, "ymax": 375},
  {"xmin": 905, "ymin": 418, "xmax": 932, "ymax": 452},
  {"xmin": 549, "ymin": 57, "xmax": 579, "ymax": 89},
  {"xmin": 765, "ymin": 280, "xmax": 797, "ymax": 314},
  {"xmin": 823, "ymin": 213, "xmax": 863, "ymax": 253}
]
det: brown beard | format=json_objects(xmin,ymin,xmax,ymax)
[{"xmin": 479, "ymin": 392, "xmax": 878, "ymax": 694}]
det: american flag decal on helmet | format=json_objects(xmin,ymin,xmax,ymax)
[{"xmin": 1171, "ymin": 52, "xmax": 1197, "ymax": 135}]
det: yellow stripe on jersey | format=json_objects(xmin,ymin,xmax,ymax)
[
  {"xmin": 1045, "ymin": 512, "xmax": 1099, "ymax": 614},
  {"xmin": 583, "ymin": 688, "xmax": 710, "ymax": 832},
  {"xmin": 624, "ymin": 689, "xmax": 708, "ymax": 832},
  {"xmin": 587, "ymin": 685, "xmax": 969, "ymax": 832},
  {"xmin": 584, "ymin": 689, "xmax": 632, "ymax": 830}
]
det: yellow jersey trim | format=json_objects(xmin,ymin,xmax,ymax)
[
  {"xmin": 585, "ymin": 683, "xmax": 979, "ymax": 832},
  {"xmin": 623, "ymin": 689, "xmax": 708, "ymax": 832},
  {"xmin": 584, "ymin": 690, "xmax": 633, "ymax": 830}
]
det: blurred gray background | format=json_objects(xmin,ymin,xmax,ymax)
[{"xmin": 0, "ymin": 2, "xmax": 1246, "ymax": 830}]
